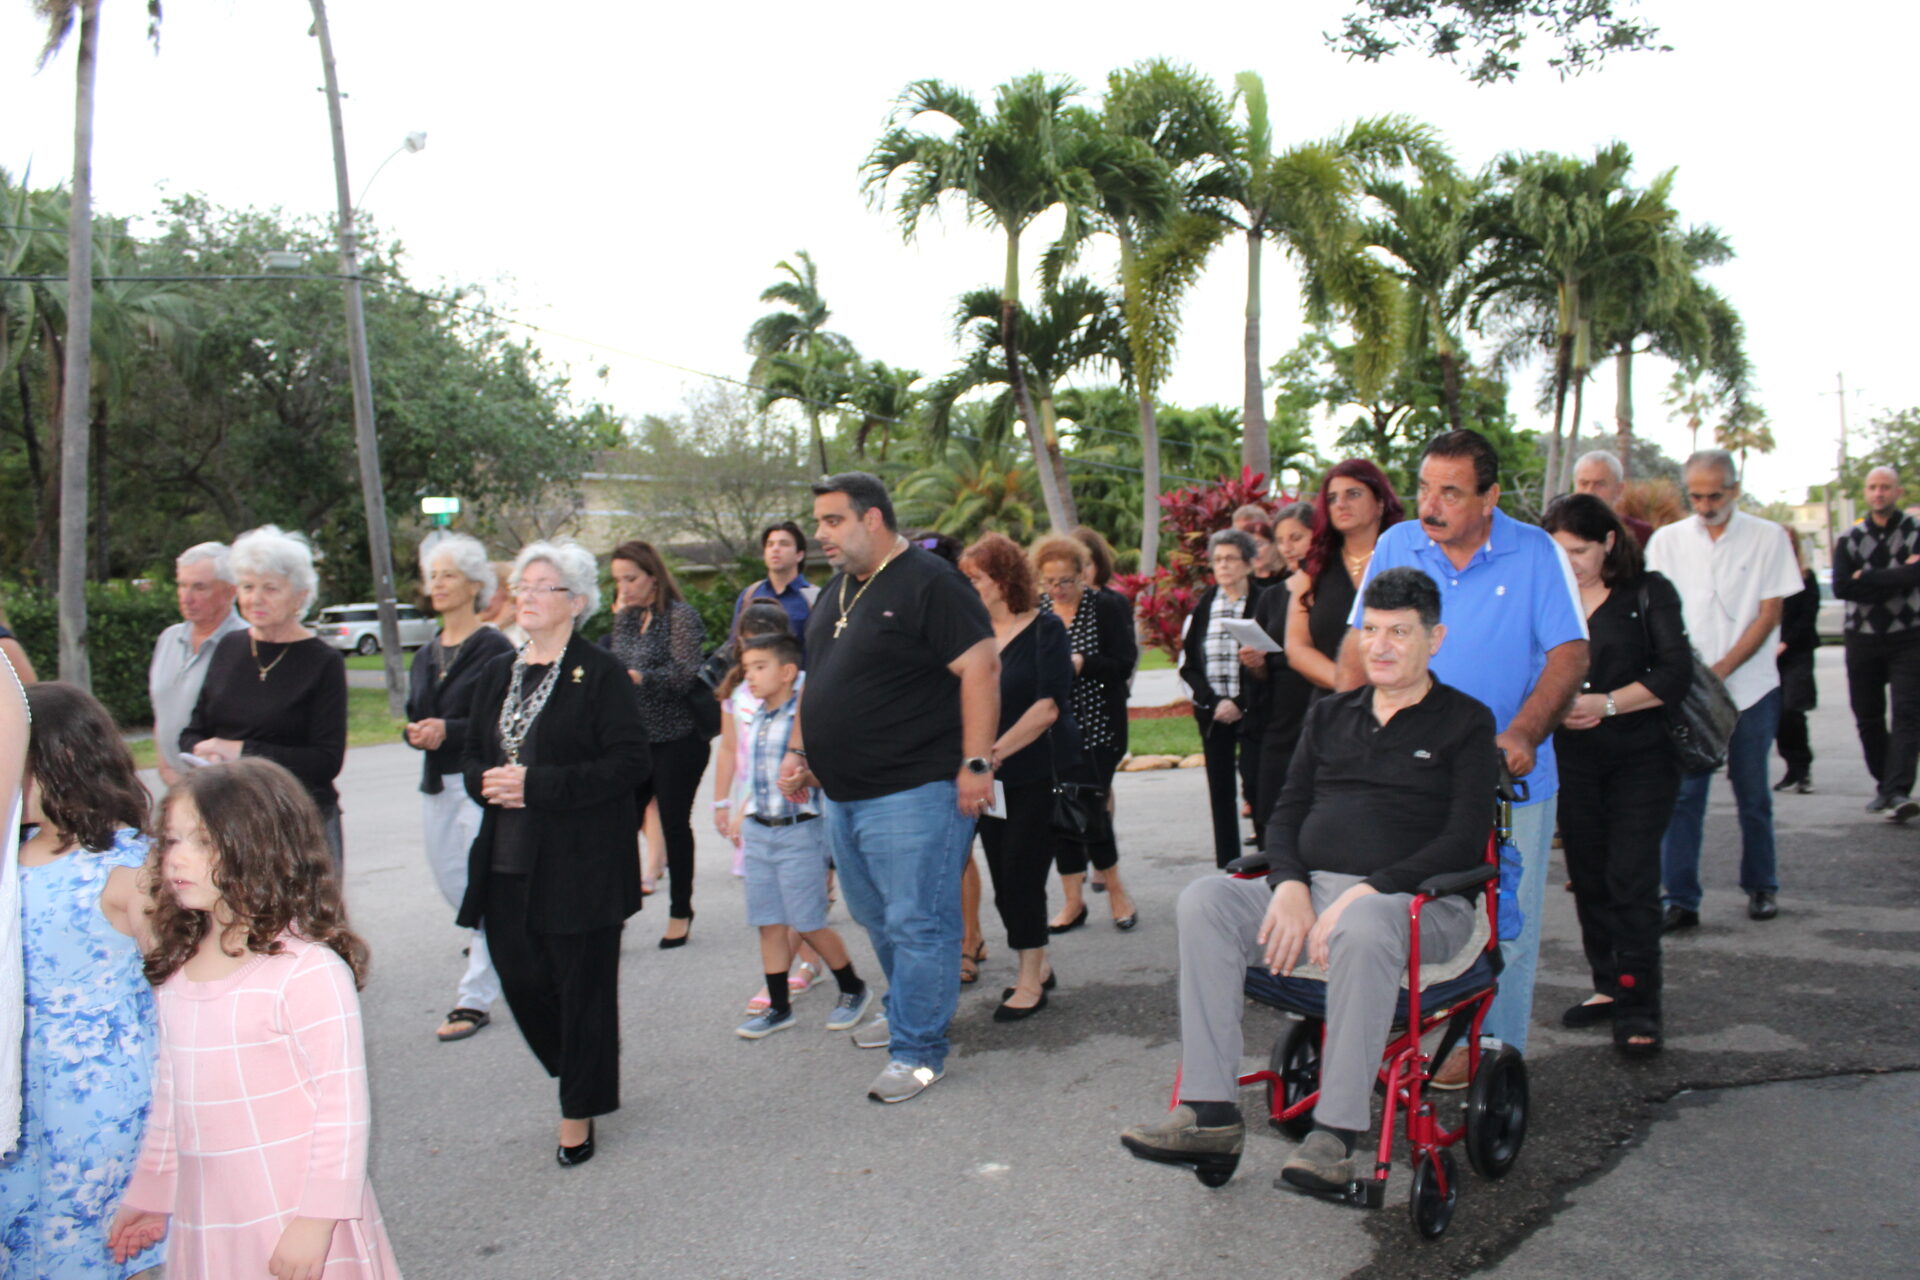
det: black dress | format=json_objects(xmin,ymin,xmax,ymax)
[
  {"xmin": 1251, "ymin": 567, "xmax": 1356, "ymax": 829},
  {"xmin": 1041, "ymin": 586, "xmax": 1136, "ymax": 877},
  {"xmin": 1776, "ymin": 569, "xmax": 1820, "ymax": 780}
]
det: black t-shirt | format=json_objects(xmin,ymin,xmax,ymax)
[{"xmin": 802, "ymin": 544, "xmax": 993, "ymax": 801}]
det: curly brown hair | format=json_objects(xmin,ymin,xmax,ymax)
[
  {"xmin": 959, "ymin": 533, "xmax": 1036, "ymax": 614},
  {"xmin": 24, "ymin": 682, "xmax": 149, "ymax": 853},
  {"xmin": 146, "ymin": 759, "xmax": 369, "ymax": 990}
]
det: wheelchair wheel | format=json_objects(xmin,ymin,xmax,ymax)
[
  {"xmin": 1267, "ymin": 1019, "xmax": 1320, "ymax": 1139},
  {"xmin": 1408, "ymin": 1149, "xmax": 1458, "ymax": 1239},
  {"xmin": 1464, "ymin": 1044, "xmax": 1529, "ymax": 1179}
]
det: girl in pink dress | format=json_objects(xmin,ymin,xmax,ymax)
[{"xmin": 108, "ymin": 759, "xmax": 399, "ymax": 1279}]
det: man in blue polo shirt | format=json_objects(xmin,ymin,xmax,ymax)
[
  {"xmin": 729, "ymin": 520, "xmax": 820, "ymax": 651},
  {"xmin": 1341, "ymin": 429, "xmax": 1588, "ymax": 1078}
]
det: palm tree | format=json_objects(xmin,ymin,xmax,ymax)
[
  {"xmin": 864, "ymin": 73, "xmax": 1102, "ymax": 531},
  {"xmin": 841, "ymin": 358, "xmax": 921, "ymax": 462},
  {"xmin": 926, "ymin": 277, "xmax": 1126, "ymax": 464},
  {"xmin": 897, "ymin": 435, "xmax": 1042, "ymax": 544},
  {"xmin": 1479, "ymin": 143, "xmax": 1679, "ymax": 497},
  {"xmin": 745, "ymin": 250, "xmax": 854, "ymax": 476},
  {"xmin": 1218, "ymin": 74, "xmax": 1446, "ymax": 474},
  {"xmin": 1359, "ymin": 169, "xmax": 1489, "ymax": 432},
  {"xmin": 1663, "ymin": 367, "xmax": 1721, "ymax": 457},
  {"xmin": 1083, "ymin": 59, "xmax": 1231, "ymax": 571}
]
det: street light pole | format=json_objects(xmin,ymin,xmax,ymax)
[{"xmin": 308, "ymin": 0, "xmax": 406, "ymax": 716}]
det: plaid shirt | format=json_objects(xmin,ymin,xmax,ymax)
[
  {"xmin": 742, "ymin": 676, "xmax": 818, "ymax": 820},
  {"xmin": 1204, "ymin": 592, "xmax": 1249, "ymax": 702}
]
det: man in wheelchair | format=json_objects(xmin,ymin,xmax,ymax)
[{"xmin": 1123, "ymin": 566, "xmax": 1499, "ymax": 1193}]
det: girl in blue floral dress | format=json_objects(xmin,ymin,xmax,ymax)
[{"xmin": 0, "ymin": 683, "xmax": 162, "ymax": 1278}]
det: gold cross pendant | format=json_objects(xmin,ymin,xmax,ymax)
[{"xmin": 834, "ymin": 616, "xmax": 849, "ymax": 638}]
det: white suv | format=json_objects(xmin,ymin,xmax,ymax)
[{"xmin": 316, "ymin": 604, "xmax": 438, "ymax": 655}]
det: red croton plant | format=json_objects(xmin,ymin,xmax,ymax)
[{"xmin": 1113, "ymin": 467, "xmax": 1297, "ymax": 662}]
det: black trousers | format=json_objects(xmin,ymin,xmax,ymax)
[
  {"xmin": 485, "ymin": 873, "xmax": 624, "ymax": 1120},
  {"xmin": 1844, "ymin": 632, "xmax": 1920, "ymax": 799},
  {"xmin": 1055, "ymin": 743, "xmax": 1125, "ymax": 876},
  {"xmin": 1237, "ymin": 714, "xmax": 1265, "ymax": 847},
  {"xmin": 1196, "ymin": 711, "xmax": 1245, "ymax": 869},
  {"xmin": 635, "ymin": 731, "xmax": 712, "ymax": 919},
  {"xmin": 978, "ymin": 779, "xmax": 1055, "ymax": 951},
  {"xmin": 1556, "ymin": 729, "xmax": 1680, "ymax": 1010},
  {"xmin": 1776, "ymin": 709, "xmax": 1812, "ymax": 778}
]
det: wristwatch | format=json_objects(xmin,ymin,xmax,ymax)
[
  {"xmin": 963, "ymin": 756, "xmax": 993, "ymax": 776},
  {"xmin": 1603, "ymin": 692, "xmax": 1618, "ymax": 718}
]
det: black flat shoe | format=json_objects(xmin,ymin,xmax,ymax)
[
  {"xmin": 556, "ymin": 1119, "xmax": 595, "ymax": 1168},
  {"xmin": 1114, "ymin": 912, "xmax": 1138, "ymax": 931},
  {"xmin": 1047, "ymin": 905, "xmax": 1088, "ymax": 935},
  {"xmin": 1561, "ymin": 997, "xmax": 1616, "ymax": 1029},
  {"xmin": 1001, "ymin": 972, "xmax": 1057, "ymax": 1000},
  {"xmin": 993, "ymin": 991, "xmax": 1049, "ymax": 1022},
  {"xmin": 659, "ymin": 914, "xmax": 694, "ymax": 949},
  {"xmin": 1747, "ymin": 891, "xmax": 1778, "ymax": 921}
]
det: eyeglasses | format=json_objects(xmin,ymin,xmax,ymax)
[
  {"xmin": 1039, "ymin": 576, "xmax": 1080, "ymax": 591},
  {"xmin": 515, "ymin": 584, "xmax": 573, "ymax": 597}
]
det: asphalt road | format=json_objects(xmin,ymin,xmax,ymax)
[{"xmin": 306, "ymin": 644, "xmax": 1914, "ymax": 1278}]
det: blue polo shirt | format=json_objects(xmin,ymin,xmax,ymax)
[
  {"xmin": 730, "ymin": 575, "xmax": 818, "ymax": 658},
  {"xmin": 1352, "ymin": 508, "xmax": 1586, "ymax": 803}
]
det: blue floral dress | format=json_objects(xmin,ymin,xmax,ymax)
[{"xmin": 0, "ymin": 828, "xmax": 164, "ymax": 1277}]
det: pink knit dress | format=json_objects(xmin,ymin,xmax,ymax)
[{"xmin": 122, "ymin": 935, "xmax": 400, "ymax": 1277}]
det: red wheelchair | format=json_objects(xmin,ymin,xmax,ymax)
[{"xmin": 1168, "ymin": 774, "xmax": 1531, "ymax": 1240}]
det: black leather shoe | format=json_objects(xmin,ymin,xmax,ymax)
[
  {"xmin": 993, "ymin": 991, "xmax": 1049, "ymax": 1022},
  {"xmin": 1866, "ymin": 793, "xmax": 1892, "ymax": 814},
  {"xmin": 1747, "ymin": 891, "xmax": 1778, "ymax": 921},
  {"xmin": 658, "ymin": 914, "xmax": 694, "ymax": 950},
  {"xmin": 1561, "ymin": 997, "xmax": 1616, "ymax": 1028},
  {"xmin": 1662, "ymin": 905, "xmax": 1700, "ymax": 933},
  {"xmin": 1047, "ymin": 905, "xmax": 1088, "ymax": 934},
  {"xmin": 1001, "ymin": 972, "xmax": 1057, "ymax": 1000},
  {"xmin": 1772, "ymin": 773, "xmax": 1806, "ymax": 793},
  {"xmin": 556, "ymin": 1119, "xmax": 595, "ymax": 1168}
]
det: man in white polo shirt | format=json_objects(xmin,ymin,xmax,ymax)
[{"xmin": 1646, "ymin": 449, "xmax": 1803, "ymax": 927}]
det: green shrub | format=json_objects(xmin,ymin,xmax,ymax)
[{"xmin": 1, "ymin": 583, "xmax": 181, "ymax": 726}]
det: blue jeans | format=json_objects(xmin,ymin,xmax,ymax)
[
  {"xmin": 823, "ymin": 780, "xmax": 975, "ymax": 1073},
  {"xmin": 1483, "ymin": 796, "xmax": 1556, "ymax": 1054},
  {"xmin": 1661, "ymin": 687, "xmax": 1782, "ymax": 910}
]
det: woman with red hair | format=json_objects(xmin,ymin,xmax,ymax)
[{"xmin": 1282, "ymin": 460, "xmax": 1405, "ymax": 694}]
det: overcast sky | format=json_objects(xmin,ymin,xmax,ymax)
[{"xmin": 3, "ymin": 1, "xmax": 1912, "ymax": 504}]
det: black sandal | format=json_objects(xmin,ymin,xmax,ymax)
[
  {"xmin": 1613, "ymin": 1009, "xmax": 1661, "ymax": 1058},
  {"xmin": 959, "ymin": 941, "xmax": 987, "ymax": 985},
  {"xmin": 436, "ymin": 1007, "xmax": 491, "ymax": 1042},
  {"xmin": 1561, "ymin": 997, "xmax": 1616, "ymax": 1029}
]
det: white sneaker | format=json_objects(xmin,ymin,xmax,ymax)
[
  {"xmin": 851, "ymin": 1013, "xmax": 889, "ymax": 1050},
  {"xmin": 868, "ymin": 1058, "xmax": 943, "ymax": 1103}
]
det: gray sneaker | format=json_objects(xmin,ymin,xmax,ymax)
[
  {"xmin": 1119, "ymin": 1105, "xmax": 1246, "ymax": 1175},
  {"xmin": 1890, "ymin": 796, "xmax": 1920, "ymax": 824},
  {"xmin": 868, "ymin": 1058, "xmax": 943, "ymax": 1103},
  {"xmin": 1277, "ymin": 1130, "xmax": 1355, "ymax": 1194},
  {"xmin": 735, "ymin": 1007, "xmax": 796, "ymax": 1040},
  {"xmin": 851, "ymin": 1013, "xmax": 890, "ymax": 1050},
  {"xmin": 826, "ymin": 985, "xmax": 874, "ymax": 1032}
]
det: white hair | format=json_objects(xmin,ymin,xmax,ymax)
[
  {"xmin": 175, "ymin": 541, "xmax": 234, "ymax": 584},
  {"xmin": 419, "ymin": 532, "xmax": 498, "ymax": 603},
  {"xmin": 512, "ymin": 539, "xmax": 600, "ymax": 618},
  {"xmin": 1574, "ymin": 450, "xmax": 1623, "ymax": 483},
  {"xmin": 229, "ymin": 525, "xmax": 318, "ymax": 615},
  {"xmin": 1684, "ymin": 448, "xmax": 1739, "ymax": 489}
]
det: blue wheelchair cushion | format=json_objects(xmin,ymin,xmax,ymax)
[{"xmin": 1244, "ymin": 951, "xmax": 1498, "ymax": 1026}]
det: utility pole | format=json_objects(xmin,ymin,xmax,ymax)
[
  {"xmin": 1835, "ymin": 372, "xmax": 1851, "ymax": 544},
  {"xmin": 309, "ymin": 0, "xmax": 406, "ymax": 715}
]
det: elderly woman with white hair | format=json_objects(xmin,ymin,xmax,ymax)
[
  {"xmin": 459, "ymin": 539, "xmax": 650, "ymax": 1167},
  {"xmin": 182, "ymin": 524, "xmax": 349, "ymax": 861},
  {"xmin": 404, "ymin": 532, "xmax": 516, "ymax": 1043}
]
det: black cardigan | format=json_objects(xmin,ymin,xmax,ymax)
[
  {"xmin": 403, "ymin": 625, "xmax": 515, "ymax": 794},
  {"xmin": 1179, "ymin": 581, "xmax": 1267, "ymax": 714},
  {"xmin": 457, "ymin": 635, "xmax": 652, "ymax": 935},
  {"xmin": 1059, "ymin": 586, "xmax": 1137, "ymax": 745},
  {"xmin": 1556, "ymin": 569, "xmax": 1693, "ymax": 752}
]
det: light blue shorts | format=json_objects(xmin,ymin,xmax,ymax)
[{"xmin": 742, "ymin": 817, "xmax": 832, "ymax": 933}]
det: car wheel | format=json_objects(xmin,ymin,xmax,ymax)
[{"xmin": 355, "ymin": 634, "xmax": 379, "ymax": 656}]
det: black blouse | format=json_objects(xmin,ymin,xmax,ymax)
[
  {"xmin": 1558, "ymin": 570, "xmax": 1693, "ymax": 750},
  {"xmin": 605, "ymin": 600, "xmax": 706, "ymax": 743},
  {"xmin": 404, "ymin": 625, "xmax": 516, "ymax": 794},
  {"xmin": 993, "ymin": 612, "xmax": 1082, "ymax": 786},
  {"xmin": 1040, "ymin": 585, "xmax": 1136, "ymax": 751},
  {"xmin": 1252, "ymin": 581, "xmax": 1315, "ymax": 753},
  {"xmin": 182, "ymin": 633, "xmax": 347, "ymax": 811}
]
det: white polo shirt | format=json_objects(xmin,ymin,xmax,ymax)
[{"xmin": 1645, "ymin": 511, "xmax": 1802, "ymax": 711}]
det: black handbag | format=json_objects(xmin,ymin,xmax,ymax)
[
  {"xmin": 676, "ymin": 610, "xmax": 722, "ymax": 741},
  {"xmin": 1052, "ymin": 779, "xmax": 1112, "ymax": 844},
  {"xmin": 1638, "ymin": 580, "xmax": 1737, "ymax": 773}
]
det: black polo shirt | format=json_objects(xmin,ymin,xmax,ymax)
[
  {"xmin": 801, "ymin": 545, "xmax": 993, "ymax": 802},
  {"xmin": 1264, "ymin": 678, "xmax": 1498, "ymax": 896}
]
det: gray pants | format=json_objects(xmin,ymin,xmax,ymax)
[{"xmin": 1176, "ymin": 871, "xmax": 1475, "ymax": 1132}]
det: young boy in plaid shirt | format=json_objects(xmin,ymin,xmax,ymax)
[{"xmin": 726, "ymin": 635, "xmax": 872, "ymax": 1038}]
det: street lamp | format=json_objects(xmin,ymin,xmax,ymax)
[{"xmin": 355, "ymin": 131, "xmax": 427, "ymax": 213}]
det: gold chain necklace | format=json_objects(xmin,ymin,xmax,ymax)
[
  {"xmin": 250, "ymin": 633, "xmax": 292, "ymax": 682},
  {"xmin": 833, "ymin": 538, "xmax": 906, "ymax": 638}
]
